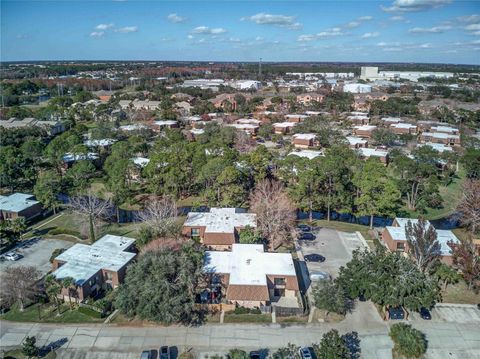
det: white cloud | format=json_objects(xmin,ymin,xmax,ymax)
[
  {"xmin": 187, "ymin": 34, "xmax": 194, "ymax": 39},
  {"xmin": 361, "ymin": 32, "xmax": 379, "ymax": 38},
  {"xmin": 115, "ymin": 26, "xmax": 138, "ymax": 33},
  {"xmin": 242, "ymin": 13, "xmax": 302, "ymax": 30},
  {"xmin": 457, "ymin": 14, "xmax": 480, "ymax": 23},
  {"xmin": 167, "ymin": 13, "xmax": 186, "ymax": 23},
  {"xmin": 298, "ymin": 29, "xmax": 344, "ymax": 42},
  {"xmin": 96, "ymin": 23, "xmax": 114, "ymax": 30},
  {"xmin": 381, "ymin": 0, "xmax": 451, "ymax": 13},
  {"xmin": 358, "ymin": 16, "xmax": 373, "ymax": 21},
  {"xmin": 192, "ymin": 26, "xmax": 227, "ymax": 34},
  {"xmin": 90, "ymin": 31, "xmax": 104, "ymax": 37},
  {"xmin": 229, "ymin": 37, "xmax": 241, "ymax": 43},
  {"xmin": 408, "ymin": 25, "xmax": 452, "ymax": 33},
  {"xmin": 298, "ymin": 34, "xmax": 317, "ymax": 42},
  {"xmin": 376, "ymin": 41, "xmax": 388, "ymax": 46},
  {"xmin": 255, "ymin": 36, "xmax": 263, "ymax": 41},
  {"xmin": 465, "ymin": 23, "xmax": 480, "ymax": 31},
  {"xmin": 345, "ymin": 21, "xmax": 360, "ymax": 28},
  {"xmin": 383, "ymin": 47, "xmax": 403, "ymax": 51}
]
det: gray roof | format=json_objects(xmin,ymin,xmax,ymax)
[
  {"xmin": 0, "ymin": 193, "xmax": 39, "ymax": 213},
  {"xmin": 184, "ymin": 208, "xmax": 256, "ymax": 234},
  {"xmin": 53, "ymin": 234, "xmax": 136, "ymax": 286}
]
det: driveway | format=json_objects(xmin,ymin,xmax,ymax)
[
  {"xmin": 409, "ymin": 304, "xmax": 480, "ymax": 324},
  {"xmin": 298, "ymin": 228, "xmax": 367, "ymax": 281},
  {"xmin": 0, "ymin": 237, "xmax": 74, "ymax": 277}
]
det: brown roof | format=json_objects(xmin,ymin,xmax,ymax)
[
  {"xmin": 226, "ymin": 284, "xmax": 270, "ymax": 301},
  {"xmin": 202, "ymin": 233, "xmax": 235, "ymax": 245}
]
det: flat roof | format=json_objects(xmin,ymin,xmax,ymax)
[
  {"xmin": 131, "ymin": 157, "xmax": 150, "ymax": 167},
  {"xmin": 236, "ymin": 118, "xmax": 262, "ymax": 125},
  {"xmin": 84, "ymin": 139, "xmax": 116, "ymax": 147},
  {"xmin": 53, "ymin": 234, "xmax": 136, "ymax": 285},
  {"xmin": 184, "ymin": 208, "xmax": 256, "ymax": 234},
  {"xmin": 391, "ymin": 123, "xmax": 417, "ymax": 129},
  {"xmin": 358, "ymin": 147, "xmax": 388, "ymax": 157},
  {"xmin": 228, "ymin": 124, "xmax": 259, "ymax": 130},
  {"xmin": 288, "ymin": 150, "xmax": 323, "ymax": 160},
  {"xmin": 346, "ymin": 136, "xmax": 368, "ymax": 145},
  {"xmin": 419, "ymin": 143, "xmax": 453, "ymax": 152},
  {"xmin": 274, "ymin": 122, "xmax": 297, "ymax": 128},
  {"xmin": 203, "ymin": 244, "xmax": 296, "ymax": 286},
  {"xmin": 422, "ymin": 132, "xmax": 460, "ymax": 140},
  {"xmin": 155, "ymin": 120, "xmax": 178, "ymax": 126},
  {"xmin": 293, "ymin": 133, "xmax": 316, "ymax": 140},
  {"xmin": 431, "ymin": 126, "xmax": 458, "ymax": 133},
  {"xmin": 354, "ymin": 125, "xmax": 377, "ymax": 131},
  {"xmin": 0, "ymin": 193, "xmax": 39, "ymax": 213}
]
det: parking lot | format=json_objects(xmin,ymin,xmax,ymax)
[
  {"xmin": 0, "ymin": 237, "xmax": 74, "ymax": 277},
  {"xmin": 297, "ymin": 227, "xmax": 368, "ymax": 283},
  {"xmin": 409, "ymin": 304, "xmax": 480, "ymax": 324}
]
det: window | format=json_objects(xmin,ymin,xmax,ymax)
[
  {"xmin": 396, "ymin": 242, "xmax": 405, "ymax": 252},
  {"xmin": 274, "ymin": 278, "xmax": 286, "ymax": 286},
  {"xmin": 191, "ymin": 228, "xmax": 200, "ymax": 237}
]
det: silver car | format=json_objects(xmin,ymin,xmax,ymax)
[
  {"xmin": 4, "ymin": 252, "xmax": 21, "ymax": 261},
  {"xmin": 309, "ymin": 270, "xmax": 331, "ymax": 281}
]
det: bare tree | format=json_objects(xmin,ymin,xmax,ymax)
[
  {"xmin": 405, "ymin": 218, "xmax": 441, "ymax": 274},
  {"xmin": 234, "ymin": 131, "xmax": 256, "ymax": 154},
  {"xmin": 68, "ymin": 192, "xmax": 113, "ymax": 242},
  {"xmin": 451, "ymin": 235, "xmax": 480, "ymax": 289},
  {"xmin": 1, "ymin": 266, "xmax": 40, "ymax": 311},
  {"xmin": 137, "ymin": 196, "xmax": 179, "ymax": 237},
  {"xmin": 456, "ymin": 180, "xmax": 480, "ymax": 235},
  {"xmin": 250, "ymin": 179, "xmax": 296, "ymax": 250}
]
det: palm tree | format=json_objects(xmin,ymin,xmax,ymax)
[
  {"xmin": 434, "ymin": 263, "xmax": 460, "ymax": 291},
  {"xmin": 44, "ymin": 275, "xmax": 62, "ymax": 316},
  {"xmin": 62, "ymin": 277, "xmax": 76, "ymax": 309}
]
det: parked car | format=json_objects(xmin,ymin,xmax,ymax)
[
  {"xmin": 388, "ymin": 306, "xmax": 405, "ymax": 320},
  {"xmin": 304, "ymin": 254, "xmax": 325, "ymax": 262},
  {"xmin": 299, "ymin": 233, "xmax": 315, "ymax": 241},
  {"xmin": 419, "ymin": 307, "xmax": 431, "ymax": 320},
  {"xmin": 358, "ymin": 292, "xmax": 366, "ymax": 302},
  {"xmin": 140, "ymin": 351, "xmax": 151, "ymax": 359},
  {"xmin": 256, "ymin": 138, "xmax": 265, "ymax": 143},
  {"xmin": 299, "ymin": 347, "xmax": 313, "ymax": 359},
  {"xmin": 309, "ymin": 271, "xmax": 331, "ymax": 282},
  {"xmin": 3, "ymin": 252, "xmax": 21, "ymax": 261},
  {"xmin": 297, "ymin": 224, "xmax": 311, "ymax": 232},
  {"xmin": 159, "ymin": 346, "xmax": 169, "ymax": 359},
  {"xmin": 249, "ymin": 351, "xmax": 261, "ymax": 359}
]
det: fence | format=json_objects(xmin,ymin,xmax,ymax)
[{"xmin": 273, "ymin": 305, "xmax": 306, "ymax": 317}]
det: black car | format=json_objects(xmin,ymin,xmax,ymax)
[
  {"xmin": 388, "ymin": 306, "xmax": 405, "ymax": 320},
  {"xmin": 419, "ymin": 307, "xmax": 431, "ymax": 320},
  {"xmin": 249, "ymin": 351, "xmax": 261, "ymax": 359},
  {"xmin": 297, "ymin": 224, "xmax": 311, "ymax": 232},
  {"xmin": 304, "ymin": 254, "xmax": 325, "ymax": 262},
  {"xmin": 159, "ymin": 346, "xmax": 169, "ymax": 359},
  {"xmin": 358, "ymin": 292, "xmax": 367, "ymax": 302},
  {"xmin": 299, "ymin": 233, "xmax": 315, "ymax": 241}
]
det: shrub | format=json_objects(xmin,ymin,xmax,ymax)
[
  {"xmin": 178, "ymin": 352, "xmax": 195, "ymax": 359},
  {"xmin": 389, "ymin": 323, "xmax": 427, "ymax": 359},
  {"xmin": 227, "ymin": 349, "xmax": 248, "ymax": 359},
  {"xmin": 49, "ymin": 248, "xmax": 65, "ymax": 263},
  {"xmin": 22, "ymin": 336, "xmax": 39, "ymax": 357},
  {"xmin": 48, "ymin": 227, "xmax": 81, "ymax": 237},
  {"xmin": 233, "ymin": 306, "xmax": 261, "ymax": 315}
]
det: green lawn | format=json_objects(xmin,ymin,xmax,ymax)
[
  {"xmin": 1, "ymin": 303, "xmax": 104, "ymax": 324},
  {"xmin": 304, "ymin": 219, "xmax": 374, "ymax": 241},
  {"xmin": 223, "ymin": 313, "xmax": 272, "ymax": 323},
  {"xmin": 441, "ymin": 282, "xmax": 480, "ymax": 305},
  {"xmin": 2, "ymin": 349, "xmax": 57, "ymax": 359}
]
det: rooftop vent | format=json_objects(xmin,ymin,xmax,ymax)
[{"xmin": 246, "ymin": 259, "xmax": 251, "ymax": 265}]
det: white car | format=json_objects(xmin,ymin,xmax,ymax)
[
  {"xmin": 3, "ymin": 252, "xmax": 21, "ymax": 261},
  {"xmin": 299, "ymin": 347, "xmax": 313, "ymax": 359}
]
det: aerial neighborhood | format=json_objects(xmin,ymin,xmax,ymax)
[{"xmin": 1, "ymin": 40, "xmax": 480, "ymax": 359}]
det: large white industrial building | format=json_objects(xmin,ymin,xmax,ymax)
[{"xmin": 343, "ymin": 83, "xmax": 372, "ymax": 93}]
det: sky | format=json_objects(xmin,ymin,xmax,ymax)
[{"xmin": 1, "ymin": 0, "xmax": 480, "ymax": 64}]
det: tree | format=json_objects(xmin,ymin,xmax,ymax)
[
  {"xmin": 239, "ymin": 225, "xmax": 263, "ymax": 244},
  {"xmin": 249, "ymin": 179, "xmax": 296, "ymax": 250},
  {"xmin": 451, "ymin": 236, "xmax": 480, "ymax": 289},
  {"xmin": 405, "ymin": 218, "xmax": 441, "ymax": 273},
  {"xmin": 22, "ymin": 336, "xmax": 39, "ymax": 358},
  {"xmin": 62, "ymin": 277, "xmax": 77, "ymax": 309},
  {"xmin": 228, "ymin": 349, "xmax": 249, "ymax": 359},
  {"xmin": 34, "ymin": 170, "xmax": 62, "ymax": 214},
  {"xmin": 0, "ymin": 217, "xmax": 27, "ymax": 245},
  {"xmin": 335, "ymin": 250, "xmax": 440, "ymax": 312},
  {"xmin": 433, "ymin": 262, "xmax": 460, "ymax": 291},
  {"xmin": 313, "ymin": 329, "xmax": 350, "ymax": 359},
  {"xmin": 456, "ymin": 180, "xmax": 480, "ymax": 234},
  {"xmin": 68, "ymin": 193, "xmax": 113, "ymax": 242},
  {"xmin": 313, "ymin": 281, "xmax": 348, "ymax": 318},
  {"xmin": 1, "ymin": 266, "xmax": 40, "ymax": 311},
  {"xmin": 115, "ymin": 242, "xmax": 205, "ymax": 324},
  {"xmin": 353, "ymin": 159, "xmax": 401, "ymax": 228},
  {"xmin": 371, "ymin": 128, "xmax": 397, "ymax": 146},
  {"xmin": 389, "ymin": 323, "xmax": 427, "ymax": 359},
  {"xmin": 462, "ymin": 148, "xmax": 480, "ymax": 179},
  {"xmin": 272, "ymin": 343, "xmax": 300, "ymax": 359},
  {"xmin": 137, "ymin": 196, "xmax": 179, "ymax": 242},
  {"xmin": 66, "ymin": 160, "xmax": 96, "ymax": 193},
  {"xmin": 44, "ymin": 274, "xmax": 62, "ymax": 316}
]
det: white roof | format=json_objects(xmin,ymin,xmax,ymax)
[
  {"xmin": 351, "ymin": 111, "xmax": 369, "ymax": 116},
  {"xmin": 236, "ymin": 118, "xmax": 262, "ymax": 125},
  {"xmin": 305, "ymin": 111, "xmax": 321, "ymax": 115},
  {"xmin": 274, "ymin": 122, "xmax": 297, "ymax": 128},
  {"xmin": 53, "ymin": 234, "xmax": 136, "ymax": 285},
  {"xmin": 391, "ymin": 123, "xmax": 417, "ymax": 129},
  {"xmin": 190, "ymin": 128, "xmax": 205, "ymax": 135},
  {"xmin": 185, "ymin": 115, "xmax": 202, "ymax": 122},
  {"xmin": 131, "ymin": 157, "xmax": 150, "ymax": 167},
  {"xmin": 431, "ymin": 126, "xmax": 458, "ymax": 133},
  {"xmin": 386, "ymin": 218, "xmax": 459, "ymax": 256},
  {"xmin": 84, "ymin": 139, "xmax": 116, "ymax": 147},
  {"xmin": 293, "ymin": 133, "xmax": 316, "ymax": 140},
  {"xmin": 155, "ymin": 120, "xmax": 177, "ymax": 126},
  {"xmin": 382, "ymin": 117, "xmax": 401, "ymax": 123},
  {"xmin": 286, "ymin": 114, "xmax": 308, "ymax": 119},
  {"xmin": 422, "ymin": 132, "xmax": 460, "ymax": 140},
  {"xmin": 228, "ymin": 124, "xmax": 259, "ymax": 130},
  {"xmin": 346, "ymin": 136, "xmax": 368, "ymax": 145},
  {"xmin": 119, "ymin": 124, "xmax": 148, "ymax": 131},
  {"xmin": 203, "ymin": 244, "xmax": 296, "ymax": 286},
  {"xmin": 419, "ymin": 143, "xmax": 453, "ymax": 153},
  {"xmin": 354, "ymin": 125, "xmax": 377, "ymax": 131},
  {"xmin": 184, "ymin": 208, "xmax": 256, "ymax": 234},
  {"xmin": 358, "ymin": 147, "xmax": 388, "ymax": 158},
  {"xmin": 288, "ymin": 150, "xmax": 323, "ymax": 160},
  {"xmin": 347, "ymin": 115, "xmax": 369, "ymax": 120},
  {"xmin": 62, "ymin": 152, "xmax": 99, "ymax": 163},
  {"xmin": 0, "ymin": 193, "xmax": 39, "ymax": 213}
]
